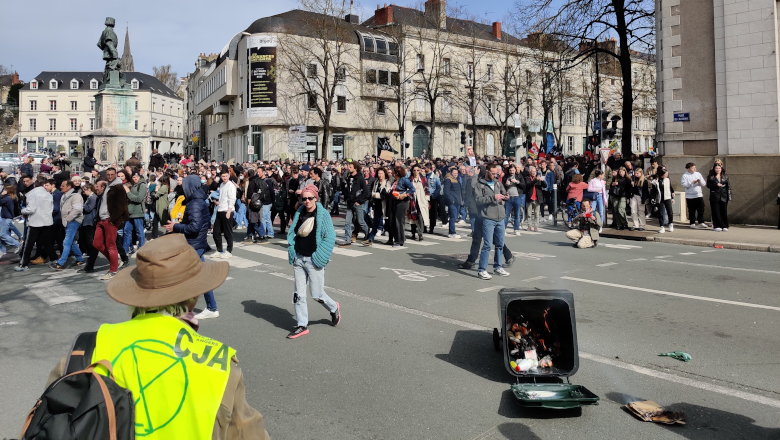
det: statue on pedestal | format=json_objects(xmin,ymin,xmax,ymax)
[{"xmin": 97, "ymin": 17, "xmax": 125, "ymax": 87}]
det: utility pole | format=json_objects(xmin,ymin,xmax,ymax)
[{"xmin": 594, "ymin": 42, "xmax": 602, "ymax": 153}]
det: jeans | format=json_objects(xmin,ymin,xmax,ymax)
[
  {"xmin": 57, "ymin": 221, "xmax": 84, "ymax": 265},
  {"xmin": 123, "ymin": 218, "xmax": 145, "ymax": 252},
  {"xmin": 292, "ymin": 255, "xmax": 337, "ymax": 327},
  {"xmin": 9, "ymin": 221, "xmax": 22, "ymax": 240},
  {"xmin": 368, "ymin": 202, "xmax": 384, "ymax": 241},
  {"xmin": 261, "ymin": 204, "xmax": 274, "ymax": 238},
  {"xmin": 236, "ymin": 201, "xmax": 248, "ymax": 228},
  {"xmin": 94, "ymin": 219, "xmax": 119, "ymax": 273},
  {"xmin": 659, "ymin": 199, "xmax": 674, "ymax": 227},
  {"xmin": 505, "ymin": 196, "xmax": 524, "ymax": 231},
  {"xmin": 592, "ymin": 193, "xmax": 605, "ymax": 225},
  {"xmin": 448, "ymin": 202, "xmax": 458, "ymax": 234},
  {"xmin": 0, "ymin": 218, "xmax": 20, "ymax": 253},
  {"xmin": 331, "ymin": 191, "xmax": 341, "ymax": 212},
  {"xmin": 459, "ymin": 204, "xmax": 468, "ymax": 221},
  {"xmin": 478, "ymin": 218, "xmax": 505, "ymax": 272},
  {"xmin": 344, "ymin": 202, "xmax": 369, "ymax": 242},
  {"xmin": 195, "ymin": 248, "xmax": 217, "ymax": 311}
]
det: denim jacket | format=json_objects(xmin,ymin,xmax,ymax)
[
  {"xmin": 393, "ymin": 176, "xmax": 416, "ymax": 196},
  {"xmin": 425, "ymin": 172, "xmax": 441, "ymax": 199}
]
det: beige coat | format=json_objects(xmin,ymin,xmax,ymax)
[{"xmin": 411, "ymin": 176, "xmax": 430, "ymax": 227}]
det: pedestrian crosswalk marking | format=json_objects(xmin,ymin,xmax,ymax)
[
  {"xmin": 239, "ymin": 244, "xmax": 289, "ymax": 260},
  {"xmin": 332, "ymin": 247, "xmax": 372, "ymax": 257},
  {"xmin": 25, "ymin": 280, "xmax": 86, "ymax": 306},
  {"xmin": 655, "ymin": 255, "xmax": 672, "ymax": 259},
  {"xmin": 521, "ymin": 276, "xmax": 547, "ymax": 282},
  {"xmin": 700, "ymin": 250, "xmax": 717, "ymax": 253},
  {"xmin": 604, "ymin": 244, "xmax": 642, "ymax": 249},
  {"xmin": 476, "ymin": 285, "xmax": 505, "ymax": 292},
  {"xmin": 679, "ymin": 252, "xmax": 697, "ymax": 255},
  {"xmin": 596, "ymin": 262, "xmax": 619, "ymax": 267},
  {"xmin": 627, "ymin": 258, "xmax": 647, "ymax": 262},
  {"xmin": 369, "ymin": 244, "xmax": 408, "ymax": 251},
  {"xmin": 206, "ymin": 254, "xmax": 261, "ymax": 269},
  {"xmin": 425, "ymin": 234, "xmax": 466, "ymax": 242},
  {"xmin": 402, "ymin": 240, "xmax": 438, "ymax": 246}
]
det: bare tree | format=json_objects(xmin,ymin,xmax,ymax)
[
  {"xmin": 152, "ymin": 64, "xmax": 180, "ymax": 90},
  {"xmin": 278, "ymin": 0, "xmax": 357, "ymax": 158},
  {"xmin": 514, "ymin": 0, "xmax": 655, "ymax": 157},
  {"xmin": 0, "ymin": 64, "xmax": 12, "ymax": 76}
]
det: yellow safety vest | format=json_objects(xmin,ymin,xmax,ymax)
[{"xmin": 91, "ymin": 313, "xmax": 235, "ymax": 440}]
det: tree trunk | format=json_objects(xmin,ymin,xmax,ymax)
[
  {"xmin": 615, "ymin": 0, "xmax": 634, "ymax": 158},
  {"xmin": 321, "ymin": 112, "xmax": 330, "ymax": 160},
  {"xmin": 429, "ymin": 104, "xmax": 437, "ymax": 157}
]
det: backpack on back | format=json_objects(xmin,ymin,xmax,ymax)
[{"xmin": 20, "ymin": 332, "xmax": 135, "ymax": 440}]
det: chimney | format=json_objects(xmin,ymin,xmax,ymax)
[
  {"xmin": 424, "ymin": 0, "xmax": 447, "ymax": 29},
  {"xmin": 492, "ymin": 22, "xmax": 501, "ymax": 40},
  {"xmin": 345, "ymin": 0, "xmax": 359, "ymax": 23},
  {"xmin": 12, "ymin": 71, "xmax": 19, "ymax": 85},
  {"xmin": 374, "ymin": 4, "xmax": 393, "ymax": 26}
]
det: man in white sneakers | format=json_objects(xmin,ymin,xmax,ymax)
[
  {"xmin": 681, "ymin": 162, "xmax": 707, "ymax": 228},
  {"xmin": 213, "ymin": 168, "xmax": 236, "ymax": 259}
]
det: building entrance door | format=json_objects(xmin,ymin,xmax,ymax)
[{"xmin": 412, "ymin": 125, "xmax": 429, "ymax": 158}]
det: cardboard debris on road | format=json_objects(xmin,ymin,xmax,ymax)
[{"xmin": 626, "ymin": 400, "xmax": 686, "ymax": 425}]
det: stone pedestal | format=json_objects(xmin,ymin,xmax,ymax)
[{"xmin": 81, "ymin": 86, "xmax": 148, "ymax": 167}]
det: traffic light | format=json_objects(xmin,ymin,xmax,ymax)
[{"xmin": 460, "ymin": 131, "xmax": 466, "ymax": 145}]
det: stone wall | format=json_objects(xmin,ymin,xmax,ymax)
[{"xmin": 660, "ymin": 155, "xmax": 780, "ymax": 225}]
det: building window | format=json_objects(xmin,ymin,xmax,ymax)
[
  {"xmin": 71, "ymin": 101, "xmax": 77, "ymax": 111},
  {"xmin": 90, "ymin": 118, "xmax": 95, "ymax": 130},
  {"xmin": 564, "ymin": 105, "xmax": 574, "ymax": 125},
  {"xmin": 162, "ymin": 104, "xmax": 165, "ymax": 114},
  {"xmin": 416, "ymin": 54, "xmax": 424, "ymax": 71},
  {"xmin": 30, "ymin": 100, "xmax": 37, "ymax": 111},
  {"xmin": 375, "ymin": 37, "xmax": 388, "ymax": 55},
  {"xmin": 152, "ymin": 102, "xmax": 156, "ymax": 112},
  {"xmin": 70, "ymin": 80, "xmax": 78, "ymax": 89},
  {"xmin": 366, "ymin": 69, "xmax": 377, "ymax": 84},
  {"xmin": 633, "ymin": 116, "xmax": 640, "ymax": 130},
  {"xmin": 307, "ymin": 63, "xmax": 317, "ymax": 78},
  {"xmin": 486, "ymin": 98, "xmax": 494, "ymax": 116},
  {"xmin": 525, "ymin": 99, "xmax": 532, "ymax": 119},
  {"xmin": 378, "ymin": 70, "xmax": 389, "ymax": 85},
  {"xmin": 49, "ymin": 119, "xmax": 56, "ymax": 130},
  {"xmin": 50, "ymin": 80, "xmax": 58, "ymax": 89},
  {"xmin": 467, "ymin": 62, "xmax": 474, "ymax": 80},
  {"xmin": 131, "ymin": 79, "xmax": 139, "ymax": 90},
  {"xmin": 29, "ymin": 119, "xmax": 36, "ymax": 131},
  {"xmin": 526, "ymin": 70, "xmax": 532, "ymax": 84},
  {"xmin": 135, "ymin": 120, "xmax": 138, "ymax": 130},
  {"xmin": 31, "ymin": 80, "xmax": 38, "ymax": 90},
  {"xmin": 567, "ymin": 136, "xmax": 574, "ymax": 151},
  {"xmin": 336, "ymin": 95, "xmax": 347, "ymax": 113},
  {"xmin": 70, "ymin": 118, "xmax": 78, "ymax": 131},
  {"xmin": 90, "ymin": 79, "xmax": 98, "ymax": 89},
  {"xmin": 376, "ymin": 100, "xmax": 386, "ymax": 115},
  {"xmin": 135, "ymin": 100, "xmax": 138, "ymax": 110},
  {"xmin": 390, "ymin": 72, "xmax": 400, "ymax": 86},
  {"xmin": 486, "ymin": 64, "xmax": 493, "ymax": 81},
  {"xmin": 363, "ymin": 35, "xmax": 375, "ymax": 53},
  {"xmin": 90, "ymin": 101, "xmax": 95, "ymax": 111},
  {"xmin": 442, "ymin": 58, "xmax": 450, "ymax": 76},
  {"xmin": 50, "ymin": 100, "xmax": 57, "ymax": 111},
  {"xmin": 307, "ymin": 92, "xmax": 317, "ymax": 110}
]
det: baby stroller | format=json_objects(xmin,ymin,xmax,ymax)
[{"xmin": 564, "ymin": 199, "xmax": 580, "ymax": 229}]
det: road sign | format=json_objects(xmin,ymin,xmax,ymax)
[
  {"xmin": 673, "ymin": 113, "xmax": 690, "ymax": 122},
  {"xmin": 247, "ymin": 145, "xmax": 254, "ymax": 155},
  {"xmin": 288, "ymin": 126, "xmax": 307, "ymax": 152},
  {"xmin": 594, "ymin": 121, "xmax": 601, "ymax": 131},
  {"xmin": 599, "ymin": 148, "xmax": 611, "ymax": 163}
]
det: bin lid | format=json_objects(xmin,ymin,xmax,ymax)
[
  {"xmin": 511, "ymin": 383, "xmax": 599, "ymax": 409},
  {"xmin": 497, "ymin": 289, "xmax": 579, "ymax": 378}
]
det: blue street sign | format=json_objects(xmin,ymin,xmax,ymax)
[
  {"xmin": 594, "ymin": 121, "xmax": 601, "ymax": 131},
  {"xmin": 673, "ymin": 113, "xmax": 690, "ymax": 122}
]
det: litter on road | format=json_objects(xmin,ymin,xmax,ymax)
[
  {"xmin": 659, "ymin": 351, "xmax": 692, "ymax": 362},
  {"xmin": 626, "ymin": 400, "xmax": 686, "ymax": 425}
]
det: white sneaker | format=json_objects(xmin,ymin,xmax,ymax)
[
  {"xmin": 669, "ymin": 224, "xmax": 674, "ymax": 232},
  {"xmin": 195, "ymin": 309, "xmax": 220, "ymax": 319},
  {"xmin": 494, "ymin": 267, "xmax": 510, "ymax": 277},
  {"xmin": 714, "ymin": 228, "xmax": 722, "ymax": 232},
  {"xmin": 645, "ymin": 214, "xmax": 651, "ymax": 219},
  {"xmin": 448, "ymin": 234, "xmax": 461, "ymax": 239},
  {"xmin": 457, "ymin": 220, "xmax": 466, "ymax": 225},
  {"xmin": 99, "ymin": 272, "xmax": 117, "ymax": 281},
  {"xmin": 548, "ymin": 214, "xmax": 554, "ymax": 221},
  {"xmin": 220, "ymin": 252, "xmax": 232, "ymax": 259},
  {"xmin": 722, "ymin": 228, "xmax": 728, "ymax": 232},
  {"xmin": 659, "ymin": 226, "xmax": 665, "ymax": 233},
  {"xmin": 598, "ymin": 227, "xmax": 603, "ymax": 234},
  {"xmin": 697, "ymin": 223, "xmax": 709, "ymax": 229},
  {"xmin": 690, "ymin": 224, "xmax": 696, "ymax": 228},
  {"xmin": 477, "ymin": 270, "xmax": 492, "ymax": 280},
  {"xmin": 515, "ymin": 230, "xmax": 522, "ymax": 236}
]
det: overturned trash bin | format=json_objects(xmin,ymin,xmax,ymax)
[{"xmin": 493, "ymin": 288, "xmax": 599, "ymax": 409}]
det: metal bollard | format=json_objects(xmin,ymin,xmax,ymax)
[{"xmin": 553, "ymin": 183, "xmax": 558, "ymax": 227}]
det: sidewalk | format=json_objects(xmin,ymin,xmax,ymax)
[{"xmin": 599, "ymin": 215, "xmax": 780, "ymax": 252}]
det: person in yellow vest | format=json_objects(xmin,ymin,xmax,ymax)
[{"xmin": 44, "ymin": 234, "xmax": 270, "ymax": 440}]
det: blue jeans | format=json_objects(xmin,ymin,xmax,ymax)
[
  {"xmin": 592, "ymin": 193, "xmax": 605, "ymax": 224},
  {"xmin": 478, "ymin": 218, "xmax": 505, "ymax": 272},
  {"xmin": 344, "ymin": 202, "xmax": 369, "ymax": 242},
  {"xmin": 459, "ymin": 204, "xmax": 468, "ymax": 221},
  {"xmin": 123, "ymin": 218, "xmax": 145, "ymax": 252},
  {"xmin": 292, "ymin": 255, "xmax": 337, "ymax": 327},
  {"xmin": 57, "ymin": 221, "xmax": 84, "ymax": 265},
  {"xmin": 195, "ymin": 248, "xmax": 217, "ymax": 311},
  {"xmin": 0, "ymin": 218, "xmax": 20, "ymax": 253},
  {"xmin": 505, "ymin": 196, "xmax": 524, "ymax": 231},
  {"xmin": 261, "ymin": 204, "xmax": 274, "ymax": 238},
  {"xmin": 448, "ymin": 202, "xmax": 458, "ymax": 234},
  {"xmin": 236, "ymin": 201, "xmax": 248, "ymax": 227},
  {"xmin": 9, "ymin": 221, "xmax": 22, "ymax": 240},
  {"xmin": 332, "ymin": 192, "xmax": 341, "ymax": 211}
]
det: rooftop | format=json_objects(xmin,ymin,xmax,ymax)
[{"xmin": 22, "ymin": 71, "xmax": 182, "ymax": 99}]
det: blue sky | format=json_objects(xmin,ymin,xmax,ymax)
[{"xmin": 0, "ymin": 0, "xmax": 549, "ymax": 82}]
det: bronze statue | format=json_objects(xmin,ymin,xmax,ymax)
[{"xmin": 97, "ymin": 17, "xmax": 124, "ymax": 86}]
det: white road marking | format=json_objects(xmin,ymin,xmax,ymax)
[
  {"xmin": 579, "ymin": 352, "xmax": 780, "ymax": 409},
  {"xmin": 512, "ymin": 252, "xmax": 556, "ymax": 261},
  {"xmin": 560, "ymin": 276, "xmax": 780, "ymax": 312},
  {"xmin": 239, "ymin": 244, "xmax": 289, "ymax": 260},
  {"xmin": 476, "ymin": 285, "xmax": 504, "ymax": 292},
  {"xmin": 700, "ymin": 249, "xmax": 717, "ymax": 253},
  {"xmin": 627, "ymin": 258, "xmax": 647, "ymax": 262},
  {"xmin": 596, "ymin": 262, "xmax": 619, "ymax": 267},
  {"xmin": 207, "ymin": 254, "xmax": 261, "ymax": 269},
  {"xmin": 652, "ymin": 259, "xmax": 780, "ymax": 275},
  {"xmin": 226, "ymin": 277, "xmax": 234, "ymax": 280},
  {"xmin": 46, "ymin": 269, "xmax": 81, "ymax": 280},
  {"xmin": 604, "ymin": 244, "xmax": 642, "ymax": 249},
  {"xmin": 332, "ymin": 247, "xmax": 372, "ymax": 257},
  {"xmin": 402, "ymin": 240, "xmax": 438, "ymax": 246},
  {"xmin": 521, "ymin": 276, "xmax": 547, "ymax": 282},
  {"xmin": 248, "ymin": 268, "xmax": 780, "ymax": 409},
  {"xmin": 425, "ymin": 234, "xmax": 467, "ymax": 242},
  {"xmin": 25, "ymin": 280, "xmax": 86, "ymax": 306},
  {"xmin": 0, "ymin": 321, "xmax": 19, "ymax": 326},
  {"xmin": 536, "ymin": 228, "xmax": 563, "ymax": 234},
  {"xmin": 654, "ymin": 255, "xmax": 672, "ymax": 259},
  {"xmin": 381, "ymin": 267, "xmax": 449, "ymax": 281},
  {"xmin": 368, "ymin": 244, "xmax": 408, "ymax": 251},
  {"xmin": 679, "ymin": 252, "xmax": 697, "ymax": 255},
  {"xmin": 270, "ymin": 272, "xmax": 295, "ymax": 281}
]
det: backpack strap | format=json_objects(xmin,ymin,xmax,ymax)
[{"xmin": 64, "ymin": 331, "xmax": 97, "ymax": 375}]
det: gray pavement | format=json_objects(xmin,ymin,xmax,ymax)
[{"xmin": 2, "ymin": 217, "xmax": 780, "ymax": 439}]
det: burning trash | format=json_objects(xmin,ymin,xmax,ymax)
[{"xmin": 504, "ymin": 304, "xmax": 568, "ymax": 374}]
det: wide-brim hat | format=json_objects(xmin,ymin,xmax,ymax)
[{"xmin": 107, "ymin": 234, "xmax": 229, "ymax": 307}]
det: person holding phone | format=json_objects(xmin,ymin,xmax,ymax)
[
  {"xmin": 566, "ymin": 199, "xmax": 601, "ymax": 248},
  {"xmin": 681, "ymin": 162, "xmax": 708, "ymax": 228},
  {"xmin": 474, "ymin": 163, "xmax": 510, "ymax": 280}
]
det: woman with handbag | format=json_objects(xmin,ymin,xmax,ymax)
[
  {"xmin": 408, "ymin": 165, "xmax": 430, "ymax": 241},
  {"xmin": 707, "ymin": 162, "xmax": 731, "ymax": 232},
  {"xmin": 386, "ymin": 165, "xmax": 415, "ymax": 248},
  {"xmin": 367, "ymin": 167, "xmax": 392, "ymax": 244},
  {"xmin": 629, "ymin": 169, "xmax": 649, "ymax": 231},
  {"xmin": 609, "ymin": 167, "xmax": 632, "ymax": 230}
]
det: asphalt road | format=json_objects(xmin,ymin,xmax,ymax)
[{"xmin": 2, "ymin": 217, "xmax": 779, "ymax": 439}]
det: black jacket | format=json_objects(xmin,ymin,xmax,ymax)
[
  {"xmin": 172, "ymin": 176, "xmax": 209, "ymax": 250},
  {"xmin": 502, "ymin": 173, "xmax": 527, "ymax": 196},
  {"xmin": 83, "ymin": 148, "xmax": 97, "ymax": 174},
  {"xmin": 527, "ymin": 176, "xmax": 548, "ymax": 204},
  {"xmin": 149, "ymin": 153, "xmax": 165, "ymax": 171},
  {"xmin": 632, "ymin": 178, "xmax": 650, "ymax": 203},
  {"xmin": 609, "ymin": 176, "xmax": 632, "ymax": 198},
  {"xmin": 707, "ymin": 174, "xmax": 731, "ymax": 203},
  {"xmin": 343, "ymin": 172, "xmax": 368, "ymax": 204}
]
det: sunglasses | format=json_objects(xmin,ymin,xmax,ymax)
[{"xmin": 302, "ymin": 197, "xmax": 317, "ymax": 201}]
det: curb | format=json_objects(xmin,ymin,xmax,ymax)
[
  {"xmin": 649, "ymin": 236, "xmax": 775, "ymax": 252},
  {"xmin": 715, "ymin": 241, "xmax": 771, "ymax": 252},
  {"xmin": 653, "ymin": 237, "xmax": 716, "ymax": 247}
]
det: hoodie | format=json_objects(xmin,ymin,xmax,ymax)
[
  {"xmin": 83, "ymin": 148, "xmax": 97, "ymax": 173},
  {"xmin": 21, "ymin": 186, "xmax": 54, "ymax": 227},
  {"xmin": 100, "ymin": 177, "xmax": 129, "ymax": 226},
  {"xmin": 173, "ymin": 175, "xmax": 210, "ymax": 250}
]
